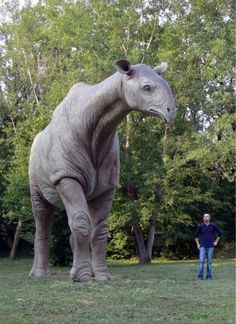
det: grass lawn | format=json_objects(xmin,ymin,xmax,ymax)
[{"xmin": 0, "ymin": 258, "xmax": 235, "ymax": 323}]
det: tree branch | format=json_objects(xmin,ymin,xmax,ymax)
[{"xmin": 141, "ymin": 13, "xmax": 158, "ymax": 64}]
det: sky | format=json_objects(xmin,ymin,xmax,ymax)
[{"xmin": 0, "ymin": 0, "xmax": 38, "ymax": 24}]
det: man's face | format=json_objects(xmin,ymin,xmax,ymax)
[{"xmin": 203, "ymin": 214, "xmax": 211, "ymax": 223}]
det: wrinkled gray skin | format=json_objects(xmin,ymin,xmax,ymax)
[{"xmin": 29, "ymin": 60, "xmax": 175, "ymax": 282}]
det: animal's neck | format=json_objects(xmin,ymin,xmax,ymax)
[{"xmin": 85, "ymin": 73, "xmax": 130, "ymax": 165}]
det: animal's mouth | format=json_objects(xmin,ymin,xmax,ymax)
[{"xmin": 148, "ymin": 108, "xmax": 168, "ymax": 124}]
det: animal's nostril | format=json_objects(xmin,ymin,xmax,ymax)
[{"xmin": 167, "ymin": 107, "xmax": 171, "ymax": 113}]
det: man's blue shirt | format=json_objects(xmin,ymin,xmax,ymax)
[{"xmin": 194, "ymin": 223, "xmax": 222, "ymax": 248}]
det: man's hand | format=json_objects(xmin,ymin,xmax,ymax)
[
  {"xmin": 197, "ymin": 243, "xmax": 200, "ymax": 250},
  {"xmin": 213, "ymin": 237, "xmax": 220, "ymax": 247}
]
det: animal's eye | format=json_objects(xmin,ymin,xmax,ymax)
[{"xmin": 143, "ymin": 85, "xmax": 152, "ymax": 92}]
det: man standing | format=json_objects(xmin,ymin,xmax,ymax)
[{"xmin": 194, "ymin": 213, "xmax": 222, "ymax": 280}]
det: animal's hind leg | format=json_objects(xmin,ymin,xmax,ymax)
[{"xmin": 29, "ymin": 192, "xmax": 54, "ymax": 277}]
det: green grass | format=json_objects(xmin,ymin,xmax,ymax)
[{"xmin": 0, "ymin": 258, "xmax": 235, "ymax": 323}]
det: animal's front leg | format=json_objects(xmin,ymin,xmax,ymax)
[
  {"xmin": 57, "ymin": 178, "xmax": 92, "ymax": 282},
  {"xmin": 89, "ymin": 189, "xmax": 115, "ymax": 281}
]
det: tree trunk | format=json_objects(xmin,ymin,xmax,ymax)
[
  {"xmin": 126, "ymin": 121, "xmax": 170, "ymax": 263},
  {"xmin": 142, "ymin": 125, "xmax": 170, "ymax": 262},
  {"xmin": 146, "ymin": 218, "xmax": 156, "ymax": 260},
  {"xmin": 125, "ymin": 115, "xmax": 152, "ymax": 263},
  {"xmin": 10, "ymin": 219, "xmax": 22, "ymax": 259},
  {"xmin": 133, "ymin": 223, "xmax": 150, "ymax": 264}
]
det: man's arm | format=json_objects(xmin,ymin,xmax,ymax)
[
  {"xmin": 213, "ymin": 224, "xmax": 222, "ymax": 247},
  {"xmin": 213, "ymin": 236, "xmax": 220, "ymax": 247},
  {"xmin": 194, "ymin": 225, "xmax": 201, "ymax": 249},
  {"xmin": 195, "ymin": 238, "xmax": 200, "ymax": 249}
]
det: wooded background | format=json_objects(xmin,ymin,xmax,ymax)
[{"xmin": 0, "ymin": 0, "xmax": 234, "ymax": 264}]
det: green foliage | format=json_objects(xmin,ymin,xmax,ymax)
[
  {"xmin": 0, "ymin": 216, "xmax": 11, "ymax": 254},
  {"xmin": 0, "ymin": 0, "xmax": 234, "ymax": 262},
  {"xmin": 50, "ymin": 211, "xmax": 73, "ymax": 266}
]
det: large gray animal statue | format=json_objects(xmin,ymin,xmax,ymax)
[{"xmin": 29, "ymin": 60, "xmax": 176, "ymax": 282}]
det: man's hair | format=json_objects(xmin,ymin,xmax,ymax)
[{"xmin": 203, "ymin": 213, "xmax": 211, "ymax": 218}]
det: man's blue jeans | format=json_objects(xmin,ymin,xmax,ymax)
[{"xmin": 198, "ymin": 247, "xmax": 214, "ymax": 279}]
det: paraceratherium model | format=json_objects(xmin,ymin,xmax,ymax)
[{"xmin": 29, "ymin": 59, "xmax": 176, "ymax": 282}]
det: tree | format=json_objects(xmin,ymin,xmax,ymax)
[
  {"xmin": 0, "ymin": 0, "xmax": 234, "ymax": 262},
  {"xmin": 1, "ymin": 0, "xmax": 164, "ymax": 260},
  {"xmin": 109, "ymin": 0, "xmax": 235, "ymax": 260}
]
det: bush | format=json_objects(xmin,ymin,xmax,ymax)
[{"xmin": 50, "ymin": 210, "xmax": 73, "ymax": 266}]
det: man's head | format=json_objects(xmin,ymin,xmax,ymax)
[{"xmin": 203, "ymin": 213, "xmax": 211, "ymax": 223}]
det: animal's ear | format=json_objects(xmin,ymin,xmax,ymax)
[
  {"xmin": 154, "ymin": 62, "xmax": 168, "ymax": 74},
  {"xmin": 114, "ymin": 60, "xmax": 133, "ymax": 75}
]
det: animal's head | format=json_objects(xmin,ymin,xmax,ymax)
[{"xmin": 114, "ymin": 60, "xmax": 176, "ymax": 124}]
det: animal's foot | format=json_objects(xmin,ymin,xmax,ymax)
[
  {"xmin": 29, "ymin": 267, "xmax": 50, "ymax": 278},
  {"xmin": 70, "ymin": 266, "xmax": 92, "ymax": 283},
  {"xmin": 94, "ymin": 270, "xmax": 112, "ymax": 281}
]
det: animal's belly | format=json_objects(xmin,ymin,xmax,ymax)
[{"xmin": 87, "ymin": 157, "xmax": 119, "ymax": 201}]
